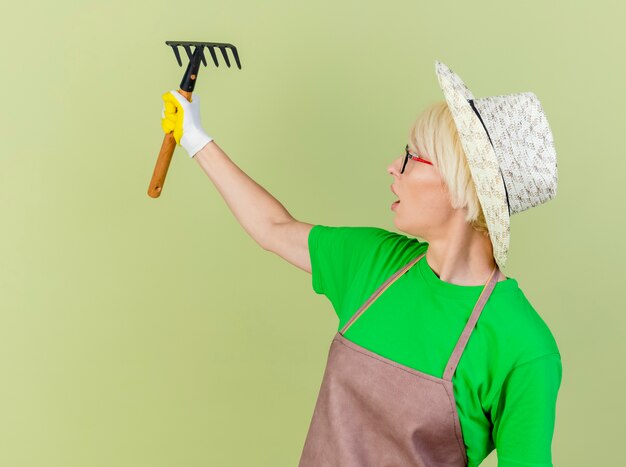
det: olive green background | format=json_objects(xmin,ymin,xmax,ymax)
[{"xmin": 1, "ymin": 0, "xmax": 623, "ymax": 465}]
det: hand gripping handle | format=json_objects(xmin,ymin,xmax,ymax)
[{"xmin": 147, "ymin": 89, "xmax": 192, "ymax": 198}]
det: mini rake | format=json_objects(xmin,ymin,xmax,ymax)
[{"xmin": 148, "ymin": 40, "xmax": 242, "ymax": 198}]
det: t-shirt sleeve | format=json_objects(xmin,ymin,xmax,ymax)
[
  {"xmin": 308, "ymin": 224, "xmax": 400, "ymax": 312},
  {"xmin": 492, "ymin": 353, "xmax": 563, "ymax": 467},
  {"xmin": 308, "ymin": 225, "xmax": 419, "ymax": 319}
]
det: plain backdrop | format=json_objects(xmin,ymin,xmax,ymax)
[{"xmin": 1, "ymin": 0, "xmax": 623, "ymax": 465}]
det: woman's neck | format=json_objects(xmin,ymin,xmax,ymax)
[{"xmin": 423, "ymin": 225, "xmax": 503, "ymax": 286}]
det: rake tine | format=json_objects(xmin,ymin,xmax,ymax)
[
  {"xmin": 169, "ymin": 44, "xmax": 182, "ymax": 67},
  {"xmin": 205, "ymin": 46, "xmax": 219, "ymax": 67},
  {"xmin": 182, "ymin": 44, "xmax": 193, "ymax": 61},
  {"xmin": 165, "ymin": 41, "xmax": 242, "ymax": 69},
  {"xmin": 218, "ymin": 46, "xmax": 231, "ymax": 67},
  {"xmin": 228, "ymin": 45, "xmax": 242, "ymax": 69},
  {"xmin": 198, "ymin": 46, "xmax": 207, "ymax": 67}
]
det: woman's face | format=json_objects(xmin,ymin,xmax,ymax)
[{"xmin": 387, "ymin": 145, "xmax": 455, "ymax": 239}]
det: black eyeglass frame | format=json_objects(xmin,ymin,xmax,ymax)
[{"xmin": 401, "ymin": 144, "xmax": 434, "ymax": 174}]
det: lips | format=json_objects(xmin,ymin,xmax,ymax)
[
  {"xmin": 390, "ymin": 184, "xmax": 400, "ymax": 201},
  {"xmin": 390, "ymin": 185, "xmax": 400, "ymax": 211}
]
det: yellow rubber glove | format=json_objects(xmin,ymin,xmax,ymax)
[{"xmin": 161, "ymin": 90, "xmax": 213, "ymax": 158}]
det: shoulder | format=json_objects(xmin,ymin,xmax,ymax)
[
  {"xmin": 309, "ymin": 224, "xmax": 404, "ymax": 244},
  {"xmin": 308, "ymin": 225, "xmax": 426, "ymax": 317},
  {"xmin": 310, "ymin": 225, "xmax": 424, "ymax": 259},
  {"xmin": 478, "ymin": 288, "xmax": 562, "ymax": 423},
  {"xmin": 486, "ymin": 286, "xmax": 561, "ymax": 366}
]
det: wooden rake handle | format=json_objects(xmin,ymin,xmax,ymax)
[{"xmin": 147, "ymin": 89, "xmax": 193, "ymax": 198}]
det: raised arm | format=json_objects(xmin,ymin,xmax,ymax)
[
  {"xmin": 161, "ymin": 90, "xmax": 313, "ymax": 273},
  {"xmin": 194, "ymin": 141, "xmax": 314, "ymax": 273}
]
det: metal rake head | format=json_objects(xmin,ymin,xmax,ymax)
[
  {"xmin": 166, "ymin": 40, "xmax": 242, "ymax": 69},
  {"xmin": 165, "ymin": 40, "xmax": 242, "ymax": 93}
]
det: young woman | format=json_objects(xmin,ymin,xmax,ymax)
[{"xmin": 161, "ymin": 60, "xmax": 562, "ymax": 467}]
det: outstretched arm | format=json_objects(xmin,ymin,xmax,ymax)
[
  {"xmin": 161, "ymin": 91, "xmax": 313, "ymax": 270},
  {"xmin": 194, "ymin": 141, "xmax": 313, "ymax": 273}
]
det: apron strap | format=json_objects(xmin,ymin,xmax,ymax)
[
  {"xmin": 339, "ymin": 249, "xmax": 503, "ymax": 383},
  {"xmin": 443, "ymin": 264, "xmax": 502, "ymax": 381},
  {"xmin": 340, "ymin": 253, "xmax": 426, "ymax": 335}
]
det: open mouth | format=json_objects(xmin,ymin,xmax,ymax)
[{"xmin": 390, "ymin": 186, "xmax": 400, "ymax": 209}]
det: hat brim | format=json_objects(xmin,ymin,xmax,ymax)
[{"xmin": 434, "ymin": 60, "xmax": 510, "ymax": 270}]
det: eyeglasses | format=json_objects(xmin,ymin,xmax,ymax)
[{"xmin": 401, "ymin": 144, "xmax": 434, "ymax": 174}]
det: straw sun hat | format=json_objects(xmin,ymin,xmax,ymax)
[{"xmin": 434, "ymin": 60, "xmax": 558, "ymax": 270}]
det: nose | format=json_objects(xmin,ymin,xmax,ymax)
[{"xmin": 387, "ymin": 155, "xmax": 402, "ymax": 176}]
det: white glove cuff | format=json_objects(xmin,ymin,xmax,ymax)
[{"xmin": 181, "ymin": 128, "xmax": 214, "ymax": 158}]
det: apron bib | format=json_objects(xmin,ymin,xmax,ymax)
[{"xmin": 299, "ymin": 252, "xmax": 502, "ymax": 466}]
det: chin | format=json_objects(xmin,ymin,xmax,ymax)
[
  {"xmin": 394, "ymin": 218, "xmax": 423, "ymax": 239},
  {"xmin": 393, "ymin": 217, "xmax": 410, "ymax": 233}
]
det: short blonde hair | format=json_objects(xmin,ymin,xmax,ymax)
[{"xmin": 408, "ymin": 101, "xmax": 489, "ymax": 235}]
